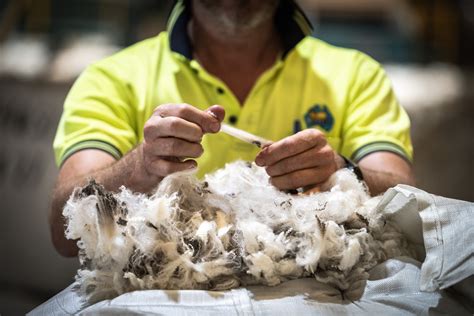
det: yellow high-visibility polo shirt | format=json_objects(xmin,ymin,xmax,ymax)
[{"xmin": 53, "ymin": 0, "xmax": 413, "ymax": 178}]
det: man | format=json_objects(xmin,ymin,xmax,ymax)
[{"xmin": 50, "ymin": 0, "xmax": 415, "ymax": 257}]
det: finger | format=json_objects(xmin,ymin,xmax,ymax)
[
  {"xmin": 270, "ymin": 167, "xmax": 334, "ymax": 191},
  {"xmin": 265, "ymin": 145, "xmax": 335, "ymax": 177},
  {"xmin": 154, "ymin": 103, "xmax": 222, "ymax": 133},
  {"xmin": 256, "ymin": 129, "xmax": 326, "ymax": 166},
  {"xmin": 147, "ymin": 157, "xmax": 197, "ymax": 177},
  {"xmin": 144, "ymin": 137, "xmax": 204, "ymax": 158},
  {"xmin": 144, "ymin": 116, "xmax": 203, "ymax": 143},
  {"xmin": 206, "ymin": 105, "xmax": 226, "ymax": 123}
]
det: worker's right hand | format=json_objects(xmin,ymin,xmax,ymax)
[{"xmin": 139, "ymin": 103, "xmax": 225, "ymax": 180}]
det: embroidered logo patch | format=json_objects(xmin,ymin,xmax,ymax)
[{"xmin": 304, "ymin": 104, "xmax": 334, "ymax": 132}]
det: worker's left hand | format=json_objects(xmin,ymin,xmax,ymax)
[{"xmin": 255, "ymin": 129, "xmax": 341, "ymax": 190}]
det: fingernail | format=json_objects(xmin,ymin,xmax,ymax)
[
  {"xmin": 255, "ymin": 156, "xmax": 264, "ymax": 166},
  {"xmin": 207, "ymin": 111, "xmax": 218, "ymax": 120}
]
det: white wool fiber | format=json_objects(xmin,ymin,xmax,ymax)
[{"xmin": 64, "ymin": 161, "xmax": 413, "ymax": 303}]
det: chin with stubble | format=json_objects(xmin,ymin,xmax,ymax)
[{"xmin": 193, "ymin": 0, "xmax": 280, "ymax": 35}]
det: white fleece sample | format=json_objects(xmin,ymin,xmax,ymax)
[{"xmin": 64, "ymin": 161, "xmax": 412, "ymax": 303}]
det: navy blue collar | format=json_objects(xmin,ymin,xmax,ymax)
[{"xmin": 167, "ymin": 0, "xmax": 313, "ymax": 60}]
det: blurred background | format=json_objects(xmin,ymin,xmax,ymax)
[{"xmin": 0, "ymin": 0, "xmax": 472, "ymax": 314}]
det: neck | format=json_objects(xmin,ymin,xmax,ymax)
[
  {"xmin": 189, "ymin": 1, "xmax": 281, "ymax": 104},
  {"xmin": 190, "ymin": 1, "xmax": 281, "ymax": 68}
]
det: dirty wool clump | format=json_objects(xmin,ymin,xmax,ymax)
[{"xmin": 64, "ymin": 161, "xmax": 412, "ymax": 303}]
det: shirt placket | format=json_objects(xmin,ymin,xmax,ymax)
[
  {"xmin": 239, "ymin": 58, "xmax": 285, "ymax": 137},
  {"xmin": 189, "ymin": 60, "xmax": 241, "ymax": 124}
]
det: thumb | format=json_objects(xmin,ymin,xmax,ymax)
[{"xmin": 206, "ymin": 105, "xmax": 225, "ymax": 123}]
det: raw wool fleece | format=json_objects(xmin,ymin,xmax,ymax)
[{"xmin": 64, "ymin": 161, "xmax": 413, "ymax": 303}]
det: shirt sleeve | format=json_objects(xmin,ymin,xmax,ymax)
[
  {"xmin": 340, "ymin": 52, "xmax": 413, "ymax": 162},
  {"xmin": 53, "ymin": 62, "xmax": 138, "ymax": 167}
]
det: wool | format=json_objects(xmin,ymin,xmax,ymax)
[{"xmin": 63, "ymin": 161, "xmax": 413, "ymax": 303}]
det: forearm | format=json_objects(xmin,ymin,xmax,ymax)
[
  {"xmin": 50, "ymin": 146, "xmax": 160, "ymax": 257},
  {"xmin": 357, "ymin": 152, "xmax": 416, "ymax": 196},
  {"xmin": 360, "ymin": 167, "xmax": 415, "ymax": 196}
]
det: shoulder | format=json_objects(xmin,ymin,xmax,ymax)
[
  {"xmin": 87, "ymin": 32, "xmax": 171, "ymax": 79},
  {"xmin": 294, "ymin": 37, "xmax": 384, "ymax": 81},
  {"xmin": 64, "ymin": 33, "xmax": 173, "ymax": 110}
]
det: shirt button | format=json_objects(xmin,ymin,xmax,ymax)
[
  {"xmin": 217, "ymin": 87, "xmax": 225, "ymax": 94},
  {"xmin": 229, "ymin": 115, "xmax": 238, "ymax": 124}
]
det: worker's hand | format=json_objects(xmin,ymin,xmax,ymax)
[
  {"xmin": 255, "ymin": 129, "xmax": 342, "ymax": 191},
  {"xmin": 139, "ymin": 103, "xmax": 225, "ymax": 179}
]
